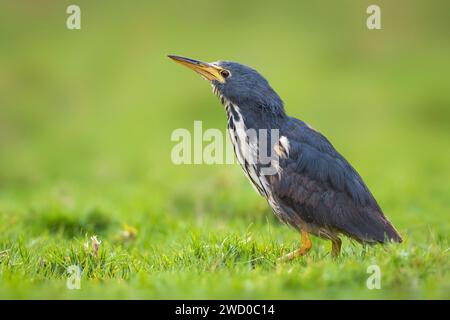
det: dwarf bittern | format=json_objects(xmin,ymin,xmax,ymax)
[{"xmin": 168, "ymin": 55, "xmax": 402, "ymax": 259}]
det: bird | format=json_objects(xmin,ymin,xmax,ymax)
[{"xmin": 168, "ymin": 55, "xmax": 402, "ymax": 259}]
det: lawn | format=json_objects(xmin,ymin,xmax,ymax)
[{"xmin": 0, "ymin": 0, "xmax": 449, "ymax": 299}]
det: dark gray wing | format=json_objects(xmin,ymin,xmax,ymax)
[{"xmin": 268, "ymin": 117, "xmax": 401, "ymax": 243}]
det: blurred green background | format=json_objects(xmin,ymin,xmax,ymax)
[{"xmin": 0, "ymin": 0, "xmax": 449, "ymax": 299}]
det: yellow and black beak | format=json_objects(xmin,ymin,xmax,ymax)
[{"xmin": 168, "ymin": 55, "xmax": 226, "ymax": 83}]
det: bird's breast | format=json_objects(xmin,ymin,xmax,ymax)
[{"xmin": 225, "ymin": 102, "xmax": 270, "ymax": 198}]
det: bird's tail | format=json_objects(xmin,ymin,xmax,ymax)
[
  {"xmin": 377, "ymin": 216, "xmax": 402, "ymax": 243},
  {"xmin": 341, "ymin": 208, "xmax": 402, "ymax": 244}
]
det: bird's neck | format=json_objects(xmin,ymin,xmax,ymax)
[
  {"xmin": 213, "ymin": 89, "xmax": 287, "ymax": 130},
  {"xmin": 225, "ymin": 103, "xmax": 285, "ymax": 131}
]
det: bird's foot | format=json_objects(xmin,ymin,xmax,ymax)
[
  {"xmin": 278, "ymin": 231, "xmax": 312, "ymax": 262},
  {"xmin": 278, "ymin": 247, "xmax": 310, "ymax": 261}
]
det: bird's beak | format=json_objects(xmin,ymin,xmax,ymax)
[{"xmin": 168, "ymin": 55, "xmax": 226, "ymax": 83}]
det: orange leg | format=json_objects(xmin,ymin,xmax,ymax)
[{"xmin": 279, "ymin": 231, "xmax": 312, "ymax": 261}]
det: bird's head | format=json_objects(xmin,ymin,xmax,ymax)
[{"xmin": 168, "ymin": 55, "xmax": 285, "ymax": 116}]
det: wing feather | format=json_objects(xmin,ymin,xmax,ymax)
[{"xmin": 268, "ymin": 117, "xmax": 401, "ymax": 243}]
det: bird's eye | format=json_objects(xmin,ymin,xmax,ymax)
[{"xmin": 220, "ymin": 70, "xmax": 230, "ymax": 79}]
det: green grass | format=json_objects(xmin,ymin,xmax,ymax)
[
  {"xmin": 0, "ymin": 167, "xmax": 448, "ymax": 299},
  {"xmin": 0, "ymin": 0, "xmax": 449, "ymax": 299}
]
